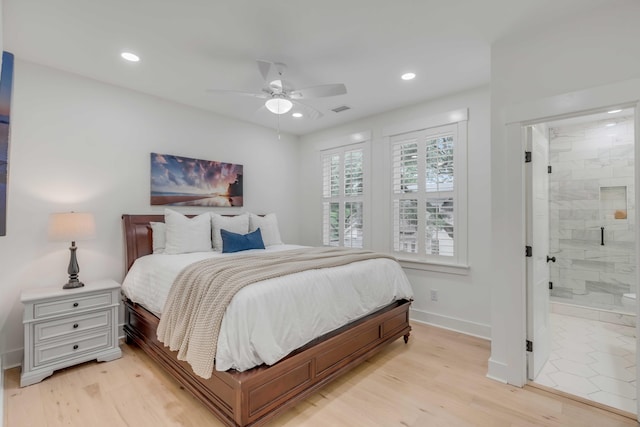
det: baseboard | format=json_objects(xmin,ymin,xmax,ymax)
[
  {"xmin": 2, "ymin": 348, "xmax": 22, "ymax": 370},
  {"xmin": 486, "ymin": 357, "xmax": 509, "ymax": 384},
  {"xmin": 409, "ymin": 308, "xmax": 491, "ymax": 340},
  {"xmin": 407, "ymin": 309, "xmax": 507, "ymax": 383}
]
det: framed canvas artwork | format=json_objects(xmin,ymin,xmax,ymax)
[
  {"xmin": 0, "ymin": 51, "xmax": 15, "ymax": 236},
  {"xmin": 150, "ymin": 153, "xmax": 243, "ymax": 207}
]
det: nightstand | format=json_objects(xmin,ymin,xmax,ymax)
[{"xmin": 20, "ymin": 279, "xmax": 122, "ymax": 387}]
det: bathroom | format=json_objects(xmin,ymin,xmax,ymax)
[{"xmin": 533, "ymin": 108, "xmax": 637, "ymax": 413}]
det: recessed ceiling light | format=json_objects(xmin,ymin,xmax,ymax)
[
  {"xmin": 607, "ymin": 109, "xmax": 622, "ymax": 114},
  {"xmin": 401, "ymin": 72, "xmax": 416, "ymax": 81},
  {"xmin": 121, "ymin": 52, "xmax": 140, "ymax": 62},
  {"xmin": 292, "ymin": 112, "xmax": 303, "ymax": 118},
  {"xmin": 605, "ymin": 123, "xmax": 616, "ymax": 127}
]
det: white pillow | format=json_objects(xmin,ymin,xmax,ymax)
[
  {"xmin": 211, "ymin": 213, "xmax": 249, "ymax": 251},
  {"xmin": 150, "ymin": 222, "xmax": 166, "ymax": 254},
  {"xmin": 248, "ymin": 213, "xmax": 283, "ymax": 246},
  {"xmin": 164, "ymin": 209, "xmax": 212, "ymax": 254}
]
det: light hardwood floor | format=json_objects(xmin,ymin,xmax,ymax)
[{"xmin": 4, "ymin": 322, "xmax": 637, "ymax": 426}]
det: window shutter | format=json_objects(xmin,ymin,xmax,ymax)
[
  {"xmin": 343, "ymin": 201, "xmax": 363, "ymax": 248},
  {"xmin": 425, "ymin": 135, "xmax": 454, "ymax": 193},
  {"xmin": 390, "ymin": 124, "xmax": 460, "ymax": 260},
  {"xmin": 425, "ymin": 198, "xmax": 454, "ymax": 256},
  {"xmin": 425, "ymin": 134, "xmax": 455, "ymax": 256},
  {"xmin": 322, "ymin": 202, "xmax": 340, "ymax": 246},
  {"xmin": 393, "ymin": 199, "xmax": 418, "ymax": 253},
  {"xmin": 392, "ymin": 139, "xmax": 420, "ymax": 254},
  {"xmin": 344, "ymin": 149, "xmax": 363, "ymax": 196},
  {"xmin": 392, "ymin": 140, "xmax": 418, "ymax": 194},
  {"xmin": 321, "ymin": 144, "xmax": 367, "ymax": 249},
  {"xmin": 322, "ymin": 153, "xmax": 340, "ymax": 198}
]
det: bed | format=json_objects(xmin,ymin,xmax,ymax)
[{"xmin": 121, "ymin": 214, "xmax": 413, "ymax": 427}]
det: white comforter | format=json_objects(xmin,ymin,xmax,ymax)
[{"xmin": 121, "ymin": 245, "xmax": 413, "ymax": 372}]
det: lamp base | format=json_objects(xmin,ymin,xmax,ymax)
[
  {"xmin": 63, "ymin": 280, "xmax": 84, "ymax": 289},
  {"xmin": 63, "ymin": 242, "xmax": 84, "ymax": 290}
]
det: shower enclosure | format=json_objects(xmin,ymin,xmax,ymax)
[{"xmin": 548, "ymin": 112, "xmax": 636, "ymax": 315}]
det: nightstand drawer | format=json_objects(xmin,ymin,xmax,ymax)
[
  {"xmin": 34, "ymin": 310, "xmax": 111, "ymax": 343},
  {"xmin": 34, "ymin": 329, "xmax": 112, "ymax": 367},
  {"xmin": 33, "ymin": 292, "xmax": 113, "ymax": 319}
]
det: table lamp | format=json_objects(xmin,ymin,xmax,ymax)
[{"xmin": 48, "ymin": 212, "xmax": 96, "ymax": 289}]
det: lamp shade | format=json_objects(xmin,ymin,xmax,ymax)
[
  {"xmin": 265, "ymin": 97, "xmax": 293, "ymax": 115},
  {"xmin": 48, "ymin": 212, "xmax": 96, "ymax": 242}
]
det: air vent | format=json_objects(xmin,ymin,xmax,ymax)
[{"xmin": 331, "ymin": 105, "xmax": 351, "ymax": 113}]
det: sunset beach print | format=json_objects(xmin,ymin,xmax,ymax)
[
  {"xmin": 0, "ymin": 52, "xmax": 14, "ymax": 236},
  {"xmin": 150, "ymin": 153, "xmax": 243, "ymax": 207}
]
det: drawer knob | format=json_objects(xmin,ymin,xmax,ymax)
[
  {"xmin": 73, "ymin": 344, "xmax": 79, "ymax": 350},
  {"xmin": 73, "ymin": 323, "xmax": 79, "ymax": 329},
  {"xmin": 73, "ymin": 302, "xmax": 79, "ymax": 307}
]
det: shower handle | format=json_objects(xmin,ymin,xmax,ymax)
[{"xmin": 546, "ymin": 255, "xmax": 556, "ymax": 263}]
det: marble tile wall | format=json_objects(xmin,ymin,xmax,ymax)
[{"xmin": 549, "ymin": 116, "xmax": 636, "ymax": 313}]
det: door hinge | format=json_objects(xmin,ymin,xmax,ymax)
[
  {"xmin": 549, "ymin": 281, "xmax": 553, "ymax": 290},
  {"xmin": 526, "ymin": 340, "xmax": 533, "ymax": 352},
  {"xmin": 525, "ymin": 151, "xmax": 532, "ymax": 163},
  {"xmin": 525, "ymin": 246, "xmax": 532, "ymax": 257},
  {"xmin": 548, "ymin": 165, "xmax": 552, "ymax": 173}
]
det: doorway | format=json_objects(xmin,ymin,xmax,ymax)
[{"xmin": 526, "ymin": 108, "xmax": 637, "ymax": 414}]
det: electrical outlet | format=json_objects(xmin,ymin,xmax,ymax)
[{"xmin": 430, "ymin": 289, "xmax": 438, "ymax": 302}]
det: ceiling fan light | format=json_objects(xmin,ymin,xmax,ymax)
[{"xmin": 265, "ymin": 98, "xmax": 293, "ymax": 114}]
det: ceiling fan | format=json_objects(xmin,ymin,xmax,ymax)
[{"xmin": 207, "ymin": 60, "xmax": 347, "ymax": 119}]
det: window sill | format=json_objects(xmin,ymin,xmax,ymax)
[{"xmin": 396, "ymin": 257, "xmax": 470, "ymax": 275}]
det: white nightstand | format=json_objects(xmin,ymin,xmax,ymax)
[{"xmin": 20, "ymin": 279, "xmax": 122, "ymax": 387}]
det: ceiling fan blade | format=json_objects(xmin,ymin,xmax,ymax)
[
  {"xmin": 290, "ymin": 83, "xmax": 347, "ymax": 99},
  {"xmin": 269, "ymin": 79, "xmax": 283, "ymax": 92},
  {"xmin": 291, "ymin": 100, "xmax": 324, "ymax": 120},
  {"xmin": 273, "ymin": 62, "xmax": 287, "ymax": 77},
  {"xmin": 256, "ymin": 60, "xmax": 272, "ymax": 82},
  {"xmin": 269, "ymin": 79, "xmax": 295, "ymax": 94},
  {"xmin": 206, "ymin": 89, "xmax": 268, "ymax": 99}
]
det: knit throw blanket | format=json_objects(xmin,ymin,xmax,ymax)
[{"xmin": 156, "ymin": 247, "xmax": 396, "ymax": 379}]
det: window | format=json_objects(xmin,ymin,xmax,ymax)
[
  {"xmin": 321, "ymin": 143, "xmax": 367, "ymax": 248},
  {"xmin": 390, "ymin": 120, "xmax": 467, "ymax": 265}
]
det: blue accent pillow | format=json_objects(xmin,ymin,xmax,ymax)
[{"xmin": 220, "ymin": 228, "xmax": 265, "ymax": 253}]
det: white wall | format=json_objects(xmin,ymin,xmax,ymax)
[
  {"xmin": 489, "ymin": 0, "xmax": 640, "ymax": 384},
  {"xmin": 0, "ymin": 60, "xmax": 300, "ymax": 366},
  {"xmin": 492, "ymin": 0, "xmax": 640, "ymax": 109},
  {"xmin": 298, "ymin": 86, "xmax": 492, "ymax": 338}
]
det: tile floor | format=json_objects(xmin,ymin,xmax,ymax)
[{"xmin": 534, "ymin": 312, "xmax": 637, "ymax": 414}]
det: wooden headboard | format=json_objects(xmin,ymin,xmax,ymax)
[
  {"xmin": 122, "ymin": 213, "xmax": 248, "ymax": 272},
  {"xmin": 122, "ymin": 214, "xmax": 166, "ymax": 272}
]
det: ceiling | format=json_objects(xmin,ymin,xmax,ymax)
[{"xmin": 3, "ymin": 0, "xmax": 615, "ymax": 136}]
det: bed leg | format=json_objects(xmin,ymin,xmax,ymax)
[{"xmin": 403, "ymin": 332, "xmax": 410, "ymax": 344}]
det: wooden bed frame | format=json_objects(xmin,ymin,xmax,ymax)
[{"xmin": 121, "ymin": 214, "xmax": 412, "ymax": 427}]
